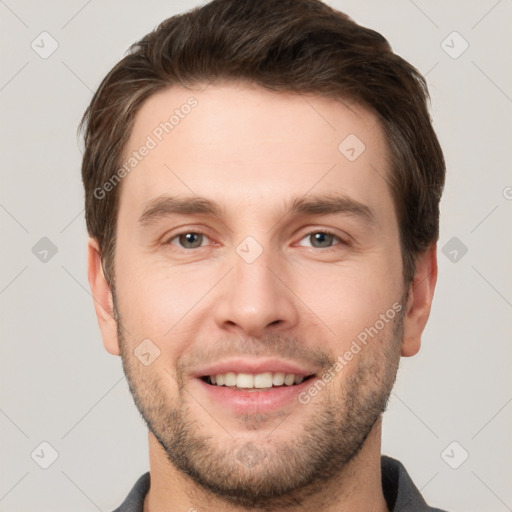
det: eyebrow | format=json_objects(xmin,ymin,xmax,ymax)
[{"xmin": 138, "ymin": 193, "xmax": 375, "ymax": 227}]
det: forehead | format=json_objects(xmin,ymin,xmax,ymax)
[{"xmin": 118, "ymin": 82, "xmax": 393, "ymax": 223}]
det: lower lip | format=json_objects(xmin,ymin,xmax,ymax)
[{"xmin": 193, "ymin": 377, "xmax": 314, "ymax": 414}]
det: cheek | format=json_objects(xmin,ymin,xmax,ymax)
[
  {"xmin": 292, "ymin": 255, "xmax": 402, "ymax": 349},
  {"xmin": 115, "ymin": 255, "xmax": 213, "ymax": 345}
]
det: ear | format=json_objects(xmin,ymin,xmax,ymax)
[
  {"xmin": 87, "ymin": 237, "xmax": 120, "ymax": 356},
  {"xmin": 401, "ymin": 244, "xmax": 438, "ymax": 357}
]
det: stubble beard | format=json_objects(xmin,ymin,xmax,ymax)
[{"xmin": 116, "ymin": 304, "xmax": 404, "ymax": 510}]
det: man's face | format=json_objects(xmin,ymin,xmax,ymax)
[{"xmin": 111, "ymin": 83, "xmax": 406, "ymax": 505}]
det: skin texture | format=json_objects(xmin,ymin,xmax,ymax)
[{"xmin": 88, "ymin": 82, "xmax": 437, "ymax": 511}]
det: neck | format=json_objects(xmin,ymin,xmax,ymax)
[{"xmin": 143, "ymin": 418, "xmax": 389, "ymax": 512}]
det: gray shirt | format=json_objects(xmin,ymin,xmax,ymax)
[{"xmin": 112, "ymin": 455, "xmax": 448, "ymax": 511}]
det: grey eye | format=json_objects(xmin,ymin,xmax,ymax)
[
  {"xmin": 171, "ymin": 232, "xmax": 207, "ymax": 249},
  {"xmin": 298, "ymin": 232, "xmax": 341, "ymax": 248}
]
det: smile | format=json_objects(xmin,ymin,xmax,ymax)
[{"xmin": 201, "ymin": 371, "xmax": 315, "ymax": 390}]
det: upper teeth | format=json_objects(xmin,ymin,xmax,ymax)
[{"xmin": 209, "ymin": 372, "xmax": 304, "ymax": 388}]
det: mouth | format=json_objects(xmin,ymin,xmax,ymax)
[
  {"xmin": 200, "ymin": 371, "xmax": 316, "ymax": 391},
  {"xmin": 191, "ymin": 358, "xmax": 320, "ymax": 414}
]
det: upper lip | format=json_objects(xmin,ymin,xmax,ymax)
[{"xmin": 191, "ymin": 357, "xmax": 318, "ymax": 378}]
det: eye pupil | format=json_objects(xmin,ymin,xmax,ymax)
[
  {"xmin": 311, "ymin": 232, "xmax": 333, "ymax": 248},
  {"xmin": 179, "ymin": 233, "xmax": 203, "ymax": 248}
]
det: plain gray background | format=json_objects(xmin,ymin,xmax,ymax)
[{"xmin": 1, "ymin": 1, "xmax": 511, "ymax": 511}]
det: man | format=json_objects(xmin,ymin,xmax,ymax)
[{"xmin": 81, "ymin": 0, "xmax": 447, "ymax": 510}]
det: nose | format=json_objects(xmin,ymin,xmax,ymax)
[{"xmin": 213, "ymin": 245, "xmax": 300, "ymax": 338}]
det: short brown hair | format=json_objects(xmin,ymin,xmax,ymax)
[{"xmin": 80, "ymin": 0, "xmax": 445, "ymax": 289}]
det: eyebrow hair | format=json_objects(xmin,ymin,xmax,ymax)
[
  {"xmin": 138, "ymin": 195, "xmax": 224, "ymax": 226},
  {"xmin": 290, "ymin": 194, "xmax": 374, "ymax": 224},
  {"xmin": 138, "ymin": 193, "xmax": 375, "ymax": 227}
]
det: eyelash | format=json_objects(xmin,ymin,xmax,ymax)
[{"xmin": 165, "ymin": 229, "xmax": 348, "ymax": 250}]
